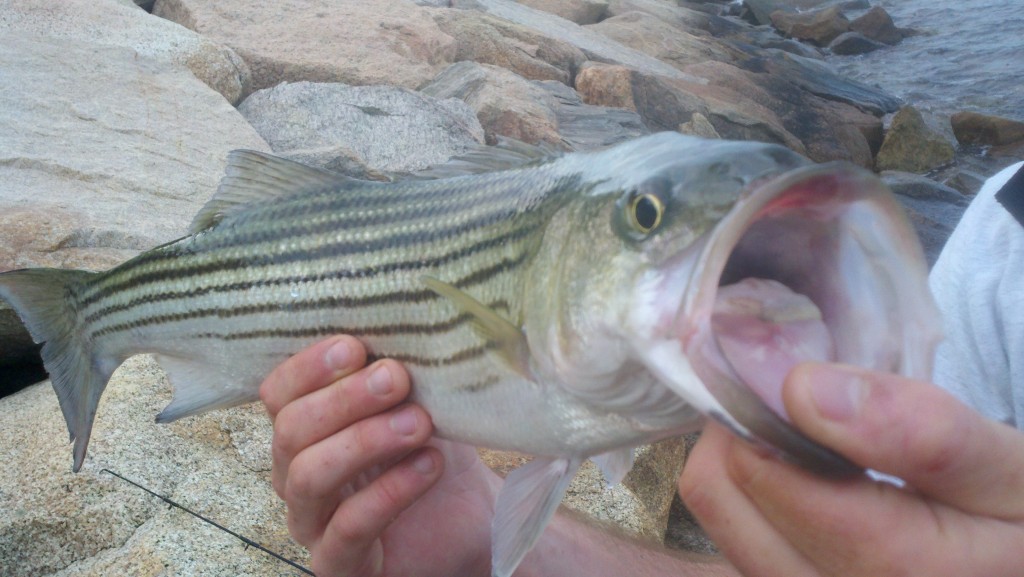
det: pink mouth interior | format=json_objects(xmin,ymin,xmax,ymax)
[{"xmin": 711, "ymin": 278, "xmax": 834, "ymax": 421}]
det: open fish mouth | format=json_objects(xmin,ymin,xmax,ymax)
[{"xmin": 671, "ymin": 163, "xmax": 942, "ymax": 477}]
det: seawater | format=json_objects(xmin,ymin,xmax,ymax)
[{"xmin": 828, "ymin": 0, "xmax": 1024, "ymax": 122}]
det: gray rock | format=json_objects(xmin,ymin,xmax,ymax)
[
  {"xmin": 153, "ymin": 0, "xmax": 458, "ymax": 93},
  {"xmin": 0, "ymin": 0, "xmax": 250, "ymax": 104},
  {"xmin": 460, "ymin": 0, "xmax": 707, "ymax": 82},
  {"xmin": 743, "ymin": 0, "xmax": 790, "ymax": 26},
  {"xmin": 421, "ymin": 62, "xmax": 563, "ymax": 146},
  {"xmin": 238, "ymin": 82, "xmax": 484, "ymax": 175},
  {"xmin": 876, "ymin": 106, "xmax": 956, "ymax": 173},
  {"xmin": 606, "ymin": 0, "xmax": 717, "ymax": 32},
  {"xmin": 882, "ymin": 171, "xmax": 969, "ymax": 264},
  {"xmin": 828, "ymin": 31, "xmax": 886, "ymax": 55},
  {"xmin": 740, "ymin": 49, "xmax": 902, "ymax": 114},
  {"xmin": 534, "ymin": 80, "xmax": 649, "ymax": 150}
]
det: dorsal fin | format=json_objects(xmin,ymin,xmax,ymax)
[{"xmin": 189, "ymin": 150, "xmax": 353, "ymax": 234}]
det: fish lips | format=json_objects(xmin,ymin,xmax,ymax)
[{"xmin": 647, "ymin": 162, "xmax": 942, "ymax": 478}]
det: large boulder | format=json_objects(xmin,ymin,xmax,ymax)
[
  {"xmin": 584, "ymin": 11, "xmax": 735, "ymax": 70},
  {"xmin": 153, "ymin": 0, "xmax": 459, "ymax": 92},
  {"xmin": 421, "ymin": 62, "xmax": 564, "ymax": 146},
  {"xmin": 0, "ymin": 0, "xmax": 250, "ymax": 104},
  {"xmin": 516, "ymin": 0, "xmax": 609, "ymax": 24},
  {"xmin": 0, "ymin": 34, "xmax": 268, "ymax": 273},
  {"xmin": 432, "ymin": 9, "xmax": 586, "ymax": 85},
  {"xmin": 951, "ymin": 111, "xmax": 1024, "ymax": 147},
  {"xmin": 770, "ymin": 5, "xmax": 850, "ymax": 46},
  {"xmin": 238, "ymin": 82, "xmax": 485, "ymax": 175},
  {"xmin": 849, "ymin": 5, "xmax": 903, "ymax": 45}
]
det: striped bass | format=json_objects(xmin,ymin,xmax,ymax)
[{"xmin": 0, "ymin": 132, "xmax": 941, "ymax": 577}]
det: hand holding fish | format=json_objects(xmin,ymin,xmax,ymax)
[
  {"xmin": 679, "ymin": 363, "xmax": 1024, "ymax": 577},
  {"xmin": 260, "ymin": 336, "xmax": 501, "ymax": 577}
]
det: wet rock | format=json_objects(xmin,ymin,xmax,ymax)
[
  {"xmin": 0, "ymin": 33, "xmax": 267, "ymax": 274},
  {"xmin": 534, "ymin": 81, "xmax": 649, "ymax": 150},
  {"xmin": 828, "ymin": 31, "xmax": 886, "ymax": 55},
  {"xmin": 0, "ymin": 0, "xmax": 250, "ymax": 104},
  {"xmin": 585, "ymin": 11, "xmax": 735, "ymax": 70},
  {"xmin": 462, "ymin": 0, "xmax": 703, "ymax": 81},
  {"xmin": 739, "ymin": 49, "xmax": 902, "ymax": 115},
  {"xmin": 944, "ymin": 169, "xmax": 989, "ymax": 196},
  {"xmin": 951, "ymin": 111, "xmax": 1024, "ymax": 147},
  {"xmin": 516, "ymin": 0, "xmax": 609, "ymax": 24},
  {"xmin": 432, "ymin": 9, "xmax": 586, "ymax": 85},
  {"xmin": 421, "ymin": 62, "xmax": 563, "ymax": 146},
  {"xmin": 238, "ymin": 82, "xmax": 484, "ymax": 175},
  {"xmin": 882, "ymin": 171, "xmax": 969, "ymax": 264},
  {"xmin": 770, "ymin": 6, "xmax": 849, "ymax": 46},
  {"xmin": 876, "ymin": 106, "xmax": 956, "ymax": 173},
  {"xmin": 742, "ymin": 0, "xmax": 790, "ymax": 26},
  {"xmin": 849, "ymin": 5, "xmax": 903, "ymax": 45},
  {"xmin": 686, "ymin": 59, "xmax": 879, "ymax": 165},
  {"xmin": 153, "ymin": 0, "xmax": 458, "ymax": 92}
]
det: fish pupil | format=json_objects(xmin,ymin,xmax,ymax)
[{"xmin": 631, "ymin": 194, "xmax": 662, "ymax": 233}]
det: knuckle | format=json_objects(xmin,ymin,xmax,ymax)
[{"xmin": 285, "ymin": 455, "xmax": 326, "ymax": 502}]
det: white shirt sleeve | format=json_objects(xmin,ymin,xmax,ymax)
[{"xmin": 929, "ymin": 161, "xmax": 1024, "ymax": 428}]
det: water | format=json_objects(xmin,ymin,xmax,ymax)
[{"xmin": 828, "ymin": 0, "xmax": 1024, "ymax": 123}]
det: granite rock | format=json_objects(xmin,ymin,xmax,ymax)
[
  {"xmin": 0, "ymin": 0, "xmax": 250, "ymax": 104},
  {"xmin": 516, "ymin": 0, "xmax": 609, "ymax": 24},
  {"xmin": 951, "ymin": 111, "xmax": 1024, "ymax": 147},
  {"xmin": 238, "ymin": 82, "xmax": 484, "ymax": 175},
  {"xmin": 770, "ymin": 6, "xmax": 849, "ymax": 46},
  {"xmin": 828, "ymin": 31, "xmax": 887, "ymax": 55},
  {"xmin": 849, "ymin": 5, "xmax": 902, "ymax": 45},
  {"xmin": 153, "ymin": 0, "xmax": 459, "ymax": 93},
  {"xmin": 585, "ymin": 11, "xmax": 735, "ymax": 70}
]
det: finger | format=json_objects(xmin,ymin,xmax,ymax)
[
  {"xmin": 312, "ymin": 447, "xmax": 444, "ymax": 577},
  {"xmin": 285, "ymin": 403, "xmax": 434, "ymax": 545},
  {"xmin": 259, "ymin": 336, "xmax": 366, "ymax": 419},
  {"xmin": 271, "ymin": 360, "xmax": 411, "ymax": 491},
  {"xmin": 783, "ymin": 363, "xmax": 1024, "ymax": 518},
  {"xmin": 725, "ymin": 427, "xmax": 1024, "ymax": 577},
  {"xmin": 679, "ymin": 424, "xmax": 819, "ymax": 577}
]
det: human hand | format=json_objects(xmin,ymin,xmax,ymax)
[
  {"xmin": 260, "ymin": 336, "xmax": 502, "ymax": 577},
  {"xmin": 679, "ymin": 363, "xmax": 1024, "ymax": 577}
]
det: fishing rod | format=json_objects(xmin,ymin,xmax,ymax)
[{"xmin": 101, "ymin": 468, "xmax": 314, "ymax": 576}]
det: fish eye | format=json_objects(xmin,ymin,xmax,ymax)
[{"xmin": 628, "ymin": 192, "xmax": 664, "ymax": 234}]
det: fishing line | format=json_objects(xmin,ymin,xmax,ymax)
[{"xmin": 101, "ymin": 468, "xmax": 314, "ymax": 576}]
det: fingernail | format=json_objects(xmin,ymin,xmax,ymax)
[
  {"xmin": 325, "ymin": 339, "xmax": 354, "ymax": 371},
  {"xmin": 808, "ymin": 365, "xmax": 869, "ymax": 422},
  {"xmin": 412, "ymin": 451, "xmax": 436, "ymax": 475},
  {"xmin": 390, "ymin": 406, "xmax": 418, "ymax": 436},
  {"xmin": 366, "ymin": 365, "xmax": 393, "ymax": 397}
]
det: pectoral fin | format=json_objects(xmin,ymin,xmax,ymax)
[
  {"xmin": 422, "ymin": 276, "xmax": 532, "ymax": 378},
  {"xmin": 592, "ymin": 447, "xmax": 635, "ymax": 487},
  {"xmin": 492, "ymin": 456, "xmax": 582, "ymax": 577}
]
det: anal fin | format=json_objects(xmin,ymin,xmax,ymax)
[
  {"xmin": 492, "ymin": 456, "xmax": 581, "ymax": 577},
  {"xmin": 153, "ymin": 354, "xmax": 257, "ymax": 422}
]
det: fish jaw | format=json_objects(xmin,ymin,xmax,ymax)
[{"xmin": 636, "ymin": 162, "xmax": 943, "ymax": 478}]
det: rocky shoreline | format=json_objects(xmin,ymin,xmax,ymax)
[{"xmin": 1, "ymin": 0, "xmax": 1022, "ymax": 574}]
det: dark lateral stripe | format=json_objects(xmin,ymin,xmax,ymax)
[
  {"xmin": 184, "ymin": 300, "xmax": 511, "ymax": 341},
  {"xmin": 79, "ymin": 203, "xmax": 542, "ymax": 309},
  {"xmin": 81, "ymin": 220, "xmax": 539, "ymax": 326},
  {"xmin": 366, "ymin": 343, "xmax": 489, "ymax": 368},
  {"xmin": 100, "ymin": 184, "xmax": 525, "ymax": 285},
  {"xmin": 85, "ymin": 252, "xmax": 524, "ymax": 340}
]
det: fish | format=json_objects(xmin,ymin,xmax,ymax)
[{"xmin": 0, "ymin": 132, "xmax": 942, "ymax": 577}]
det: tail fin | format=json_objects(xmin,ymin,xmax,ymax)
[{"xmin": 0, "ymin": 268, "xmax": 119, "ymax": 472}]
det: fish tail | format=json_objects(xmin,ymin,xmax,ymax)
[{"xmin": 0, "ymin": 268, "xmax": 118, "ymax": 472}]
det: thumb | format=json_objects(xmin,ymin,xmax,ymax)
[{"xmin": 783, "ymin": 362, "xmax": 1024, "ymax": 519}]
